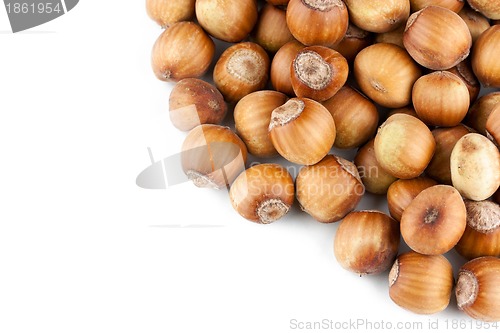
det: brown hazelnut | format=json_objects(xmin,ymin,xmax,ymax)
[
  {"xmin": 457, "ymin": 6, "xmax": 491, "ymax": 43},
  {"xmin": 374, "ymin": 114, "xmax": 436, "ymax": 179},
  {"xmin": 251, "ymin": 4, "xmax": 295, "ymax": 53},
  {"xmin": 389, "ymin": 251, "xmax": 454, "ymax": 314},
  {"xmin": 426, "ymin": 125, "xmax": 470, "ymax": 185},
  {"xmin": 401, "ymin": 185, "xmax": 467, "ymax": 255},
  {"xmin": 291, "ymin": 46, "xmax": 348, "ymax": 102},
  {"xmin": 286, "ymin": 0, "xmax": 349, "ymax": 47},
  {"xmin": 386, "ymin": 106, "xmax": 419, "ymax": 119},
  {"xmin": 409, "ymin": 0, "xmax": 464, "ymax": 13},
  {"xmin": 322, "ymin": 86, "xmax": 379, "ymax": 149},
  {"xmin": 270, "ymin": 41, "xmax": 305, "ymax": 96},
  {"xmin": 446, "ymin": 59, "xmax": 481, "ymax": 103},
  {"xmin": 332, "ymin": 23, "xmax": 373, "ymax": 62},
  {"xmin": 456, "ymin": 257, "xmax": 500, "ymax": 322},
  {"xmin": 354, "ymin": 43, "xmax": 422, "ymax": 108},
  {"xmin": 334, "ymin": 211, "xmax": 400, "ymax": 275},
  {"xmin": 412, "ymin": 71, "xmax": 470, "ymax": 127},
  {"xmin": 466, "ymin": 91, "xmax": 500, "ymax": 135},
  {"xmin": 486, "ymin": 105, "xmax": 500, "ymax": 145},
  {"xmin": 234, "ymin": 91, "xmax": 287, "ymax": 158},
  {"xmin": 472, "ymin": 25, "xmax": 500, "ymax": 88},
  {"xmin": 195, "ymin": 0, "xmax": 258, "ymax": 42},
  {"xmin": 229, "ymin": 163, "xmax": 294, "ymax": 224},
  {"xmin": 355, "ymin": 139, "xmax": 398, "ymax": 195},
  {"xmin": 296, "ymin": 155, "xmax": 365, "ymax": 223},
  {"xmin": 466, "ymin": 0, "xmax": 500, "ymax": 19},
  {"xmin": 269, "ymin": 98, "xmax": 336, "ymax": 165},
  {"xmin": 344, "ymin": 0, "xmax": 410, "ymax": 33},
  {"xmin": 213, "ymin": 42, "xmax": 270, "ymax": 103},
  {"xmin": 387, "ymin": 176, "xmax": 438, "ymax": 221},
  {"xmin": 151, "ymin": 22, "xmax": 215, "ymax": 82},
  {"xmin": 403, "ymin": 6, "xmax": 472, "ymax": 70},
  {"xmin": 374, "ymin": 23, "xmax": 406, "ymax": 48},
  {"xmin": 181, "ymin": 125, "xmax": 248, "ymax": 189},
  {"xmin": 455, "ymin": 200, "xmax": 500, "ymax": 259},
  {"xmin": 447, "ymin": 58, "xmax": 481, "ymax": 103},
  {"xmin": 146, "ymin": 0, "xmax": 195, "ymax": 28},
  {"xmin": 169, "ymin": 78, "xmax": 227, "ymax": 131}
]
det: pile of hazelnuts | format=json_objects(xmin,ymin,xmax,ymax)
[{"xmin": 146, "ymin": 0, "xmax": 500, "ymax": 322}]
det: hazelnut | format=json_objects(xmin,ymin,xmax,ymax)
[
  {"xmin": 446, "ymin": 59, "xmax": 481, "ymax": 103},
  {"xmin": 401, "ymin": 185, "xmax": 467, "ymax": 255},
  {"xmin": 344, "ymin": 0, "xmax": 410, "ymax": 33},
  {"xmin": 455, "ymin": 200, "xmax": 500, "ymax": 259},
  {"xmin": 456, "ymin": 257, "xmax": 500, "ymax": 322},
  {"xmin": 389, "ymin": 251, "xmax": 454, "ymax": 314},
  {"xmin": 181, "ymin": 125, "xmax": 248, "ymax": 189},
  {"xmin": 229, "ymin": 163, "xmax": 294, "ymax": 224},
  {"xmin": 334, "ymin": 211, "xmax": 400, "ymax": 275},
  {"xmin": 386, "ymin": 106, "xmax": 419, "ymax": 119},
  {"xmin": 169, "ymin": 78, "xmax": 227, "ymax": 131},
  {"xmin": 322, "ymin": 86, "xmax": 379, "ymax": 149},
  {"xmin": 472, "ymin": 25, "xmax": 500, "ymax": 88},
  {"xmin": 354, "ymin": 43, "xmax": 422, "ymax": 108},
  {"xmin": 409, "ymin": 0, "xmax": 464, "ymax": 13},
  {"xmin": 213, "ymin": 42, "xmax": 270, "ymax": 103},
  {"xmin": 486, "ymin": 105, "xmax": 500, "ymax": 145},
  {"xmin": 332, "ymin": 24, "xmax": 373, "ymax": 63},
  {"xmin": 387, "ymin": 176, "xmax": 438, "ymax": 221},
  {"xmin": 251, "ymin": 4, "xmax": 295, "ymax": 53},
  {"xmin": 269, "ymin": 98, "xmax": 336, "ymax": 165},
  {"xmin": 270, "ymin": 41, "xmax": 305, "ymax": 96},
  {"xmin": 354, "ymin": 139, "xmax": 398, "ymax": 195},
  {"xmin": 291, "ymin": 46, "xmax": 348, "ymax": 102},
  {"xmin": 374, "ymin": 114, "xmax": 436, "ymax": 179},
  {"xmin": 146, "ymin": 0, "xmax": 195, "ymax": 28},
  {"xmin": 234, "ymin": 90, "xmax": 287, "ymax": 158},
  {"xmin": 466, "ymin": 91, "xmax": 500, "ymax": 135},
  {"xmin": 457, "ymin": 6, "xmax": 491, "ymax": 43},
  {"xmin": 195, "ymin": 0, "xmax": 258, "ymax": 42},
  {"xmin": 296, "ymin": 155, "xmax": 365, "ymax": 223},
  {"xmin": 466, "ymin": 0, "xmax": 500, "ymax": 19},
  {"xmin": 426, "ymin": 125, "xmax": 471, "ymax": 185},
  {"xmin": 151, "ymin": 22, "xmax": 215, "ymax": 82},
  {"xmin": 403, "ymin": 6, "xmax": 472, "ymax": 70},
  {"xmin": 374, "ymin": 23, "xmax": 406, "ymax": 48},
  {"xmin": 450, "ymin": 133, "xmax": 500, "ymax": 201},
  {"xmin": 412, "ymin": 71, "xmax": 470, "ymax": 127},
  {"xmin": 286, "ymin": 0, "xmax": 349, "ymax": 47}
]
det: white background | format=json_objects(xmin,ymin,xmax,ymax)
[{"xmin": 0, "ymin": 1, "xmax": 493, "ymax": 332}]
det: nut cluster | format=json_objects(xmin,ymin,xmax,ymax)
[{"xmin": 147, "ymin": 0, "xmax": 500, "ymax": 321}]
